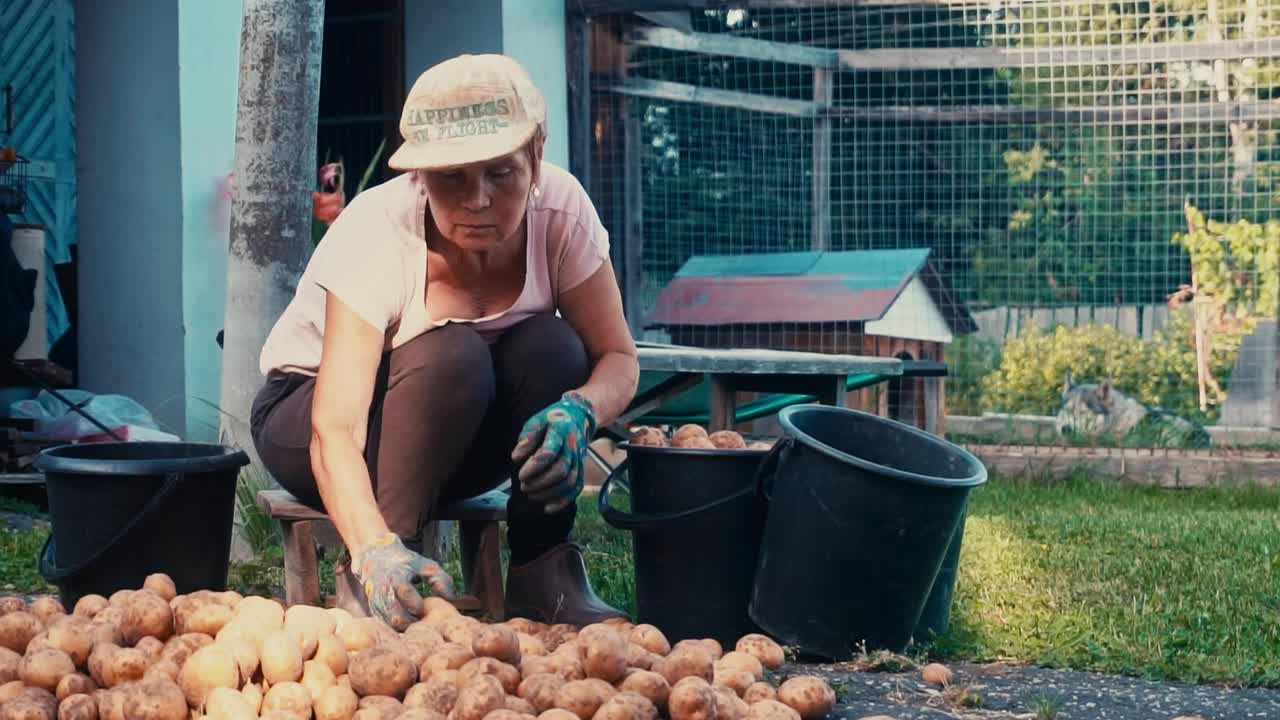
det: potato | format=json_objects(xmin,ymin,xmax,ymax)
[
  {"xmin": 94, "ymin": 687, "xmax": 125, "ymax": 720},
  {"xmin": 404, "ymin": 674, "xmax": 459, "ymax": 716},
  {"xmin": 29, "ymin": 599, "xmax": 65, "ymax": 625},
  {"xmin": 552, "ymin": 679, "xmax": 615, "ymax": 720},
  {"xmin": 593, "ymin": 692, "xmax": 658, "ymax": 720},
  {"xmin": 400, "ymin": 710, "xmax": 447, "ymax": 720},
  {"xmin": 0, "ymin": 598, "xmax": 28, "ymax": 614},
  {"xmin": 516, "ymin": 673, "xmax": 564, "ymax": 714},
  {"xmin": 667, "ymin": 677, "xmax": 715, "ymax": 720},
  {"xmin": 775, "ymin": 677, "xmax": 834, "ymax": 720},
  {"xmin": 0, "ymin": 679, "xmax": 27, "ymax": 704},
  {"xmin": 716, "ymin": 653, "xmax": 763, "ymax": 682},
  {"xmin": 742, "ymin": 683, "xmax": 775, "ymax": 704},
  {"xmin": 0, "ymin": 647, "xmax": 19, "ymax": 682},
  {"xmin": 357, "ymin": 695, "xmax": 403, "ymax": 720},
  {"xmin": 214, "ymin": 635, "xmax": 258, "ymax": 684},
  {"xmin": 536, "ymin": 711, "xmax": 578, "ymax": 720},
  {"xmin": 576, "ymin": 626, "xmax": 627, "ymax": 684},
  {"xmin": 624, "ymin": 645, "xmax": 653, "ymax": 671},
  {"xmin": 504, "ymin": 619, "xmax": 541, "ymax": 636},
  {"xmin": 440, "ymin": 617, "xmax": 479, "ymax": 648},
  {"xmin": 87, "ymin": 623, "xmax": 120, "ymax": 651},
  {"xmin": 516, "ymin": 634, "xmax": 546, "ymax": 659},
  {"xmin": 185, "ymin": 604, "xmax": 233, "ymax": 638},
  {"xmin": 314, "ymin": 685, "xmax": 359, "ymax": 720},
  {"xmin": 177, "ymin": 644, "xmax": 239, "ymax": 708},
  {"xmin": 472, "ymin": 625, "xmax": 520, "ymax": 666},
  {"xmin": 0, "ymin": 612, "xmax": 43, "ymax": 653},
  {"xmin": 657, "ymin": 645, "xmax": 713, "ymax": 686},
  {"xmin": 713, "ymin": 670, "xmax": 754, "ymax": 698},
  {"xmin": 421, "ymin": 643, "xmax": 474, "ymax": 678},
  {"xmin": 708, "ymin": 431, "xmax": 746, "ymax": 450},
  {"xmin": 142, "ymin": 659, "xmax": 180, "ymax": 684},
  {"xmin": 262, "ymin": 682, "xmax": 312, "ymax": 720},
  {"xmin": 458, "ymin": 657, "xmax": 520, "ymax": 696},
  {"xmin": 309, "ymin": 633, "xmax": 348, "ymax": 678},
  {"xmin": 541, "ymin": 626, "xmax": 576, "ymax": 654},
  {"xmin": 20, "ymin": 648, "xmax": 75, "ymax": 692},
  {"xmin": 733, "ymin": 636, "xmax": 783, "ymax": 671},
  {"xmin": 404, "ymin": 624, "xmax": 444, "ymax": 653},
  {"xmin": 628, "ymin": 427, "xmax": 667, "ymax": 447},
  {"xmin": 286, "ymin": 623, "xmax": 320, "ymax": 662},
  {"xmin": 504, "ymin": 697, "xmax": 536, "ymax": 716},
  {"xmin": 451, "ymin": 675, "xmax": 506, "ymax": 720},
  {"xmin": 133, "ymin": 636, "xmax": 164, "ymax": 664},
  {"xmin": 241, "ymin": 682, "xmax": 263, "ymax": 714},
  {"xmin": 72, "ymin": 597, "xmax": 107, "ymax": 620},
  {"xmin": 260, "ymin": 630, "xmax": 304, "ymax": 684},
  {"xmin": 122, "ymin": 678, "xmax": 188, "ymax": 720},
  {"xmin": 204, "ymin": 687, "xmax": 256, "ymax": 720},
  {"xmin": 236, "ymin": 597, "xmax": 284, "ymax": 631},
  {"xmin": 55, "ymin": 673, "xmax": 96, "ymax": 701},
  {"xmin": 41, "ymin": 618, "xmax": 93, "ymax": 668},
  {"xmin": 671, "ymin": 425, "xmax": 708, "ymax": 445},
  {"xmin": 920, "ymin": 662, "xmax": 952, "ymax": 687},
  {"xmin": 120, "ymin": 592, "xmax": 173, "ymax": 646},
  {"xmin": 285, "ymin": 605, "xmax": 336, "ymax": 638},
  {"xmin": 348, "ymin": 647, "xmax": 417, "ymax": 700},
  {"xmin": 56, "ymin": 693, "xmax": 97, "ymax": 720},
  {"xmin": 542, "ymin": 652, "xmax": 584, "ymax": 683},
  {"xmin": 159, "ymin": 634, "xmax": 210, "ymax": 668},
  {"xmin": 142, "ymin": 575, "xmax": 177, "ymax": 603},
  {"xmin": 618, "ymin": 671, "xmax": 669, "ymax": 712},
  {"xmin": 1, "ymin": 699, "xmax": 54, "ymax": 720},
  {"xmin": 338, "ymin": 619, "xmax": 386, "ymax": 655},
  {"xmin": 101, "ymin": 647, "xmax": 150, "ymax": 687},
  {"xmin": 711, "ymin": 686, "xmax": 748, "ymax": 720},
  {"xmin": 302, "ymin": 659, "xmax": 338, "ymax": 701},
  {"xmin": 627, "ymin": 627, "xmax": 669, "ymax": 658},
  {"xmin": 746, "ymin": 700, "xmax": 800, "ymax": 720}
]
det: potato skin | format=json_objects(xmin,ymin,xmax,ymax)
[
  {"xmin": 18, "ymin": 647, "xmax": 75, "ymax": 692},
  {"xmin": 72, "ymin": 597, "xmax": 108, "ymax": 620},
  {"xmin": 0, "ymin": 612, "xmax": 43, "ymax": 654},
  {"xmin": 122, "ymin": 678, "xmax": 188, "ymax": 720},
  {"xmin": 55, "ymin": 673, "xmax": 97, "ymax": 702},
  {"xmin": 471, "ymin": 625, "xmax": 520, "ymax": 666},
  {"xmin": 551, "ymin": 679, "xmax": 615, "ymax": 720},
  {"xmin": 458, "ymin": 657, "xmax": 520, "ymax": 696},
  {"xmin": 451, "ymin": 675, "xmax": 506, "ymax": 720},
  {"xmin": 314, "ymin": 685, "xmax": 360, "ymax": 720},
  {"xmin": 745, "ymin": 700, "xmax": 800, "ymax": 720},
  {"xmin": 56, "ymin": 693, "xmax": 97, "ymax": 720},
  {"xmin": 404, "ymin": 674, "xmax": 460, "ymax": 716},
  {"xmin": 516, "ymin": 673, "xmax": 564, "ymax": 714},
  {"xmin": 617, "ymin": 671, "xmax": 669, "ymax": 713},
  {"xmin": 119, "ymin": 591, "xmax": 173, "ymax": 646},
  {"xmin": 576, "ymin": 626, "xmax": 628, "ymax": 684},
  {"xmin": 775, "ymin": 677, "xmax": 835, "ymax": 720},
  {"xmin": 657, "ymin": 645, "xmax": 714, "ymax": 686},
  {"xmin": 733, "ymin": 636, "xmax": 784, "ymax": 671},
  {"xmin": 627, "ymin": 626, "xmax": 670, "ymax": 658},
  {"xmin": 349, "ymin": 647, "xmax": 418, "ymax": 700},
  {"xmin": 742, "ymin": 683, "xmax": 775, "ymax": 704},
  {"xmin": 667, "ymin": 677, "xmax": 715, "ymax": 720},
  {"xmin": 0, "ymin": 647, "xmax": 20, "ymax": 683},
  {"xmin": 593, "ymin": 692, "xmax": 658, "ymax": 720}
]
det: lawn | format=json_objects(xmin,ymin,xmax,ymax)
[{"xmin": 2, "ymin": 475, "xmax": 1277, "ymax": 687}]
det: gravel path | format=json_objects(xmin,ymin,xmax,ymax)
[{"xmin": 797, "ymin": 660, "xmax": 1280, "ymax": 719}]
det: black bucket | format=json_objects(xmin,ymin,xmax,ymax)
[
  {"xmin": 34, "ymin": 441, "xmax": 249, "ymax": 608},
  {"xmin": 598, "ymin": 443, "xmax": 769, "ymax": 647},
  {"xmin": 913, "ymin": 497, "xmax": 969, "ymax": 641},
  {"xmin": 749, "ymin": 405, "xmax": 986, "ymax": 658}
]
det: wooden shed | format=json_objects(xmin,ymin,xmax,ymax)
[{"xmin": 643, "ymin": 248, "xmax": 977, "ymax": 433}]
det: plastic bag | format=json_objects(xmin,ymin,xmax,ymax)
[{"xmin": 9, "ymin": 389, "xmax": 180, "ymax": 442}]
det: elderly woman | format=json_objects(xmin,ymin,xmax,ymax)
[{"xmin": 250, "ymin": 53, "xmax": 638, "ymax": 629}]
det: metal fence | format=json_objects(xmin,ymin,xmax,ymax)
[{"xmin": 574, "ymin": 1, "xmax": 1280, "ymax": 450}]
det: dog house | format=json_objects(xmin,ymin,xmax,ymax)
[{"xmin": 643, "ymin": 248, "xmax": 977, "ymax": 434}]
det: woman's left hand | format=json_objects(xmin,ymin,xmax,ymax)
[{"xmin": 512, "ymin": 391, "xmax": 596, "ymax": 513}]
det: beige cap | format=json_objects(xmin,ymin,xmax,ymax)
[{"xmin": 388, "ymin": 53, "xmax": 546, "ymax": 171}]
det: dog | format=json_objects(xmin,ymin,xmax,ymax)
[{"xmin": 1055, "ymin": 373, "xmax": 1212, "ymax": 448}]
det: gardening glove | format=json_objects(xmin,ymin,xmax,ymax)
[
  {"xmin": 512, "ymin": 390, "xmax": 597, "ymax": 514},
  {"xmin": 351, "ymin": 533, "xmax": 456, "ymax": 631}
]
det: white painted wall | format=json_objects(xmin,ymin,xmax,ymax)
[{"xmin": 866, "ymin": 276, "xmax": 954, "ymax": 344}]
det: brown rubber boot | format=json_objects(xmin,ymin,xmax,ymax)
[
  {"xmin": 504, "ymin": 542, "xmax": 628, "ymax": 626},
  {"xmin": 334, "ymin": 550, "xmax": 371, "ymax": 617}
]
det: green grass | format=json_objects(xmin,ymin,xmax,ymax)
[{"xmin": 3, "ymin": 476, "xmax": 1278, "ymax": 687}]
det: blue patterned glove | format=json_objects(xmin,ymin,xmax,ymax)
[
  {"xmin": 511, "ymin": 391, "xmax": 596, "ymax": 513},
  {"xmin": 351, "ymin": 534, "xmax": 456, "ymax": 631}
]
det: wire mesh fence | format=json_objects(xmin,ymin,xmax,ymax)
[{"xmin": 581, "ymin": 1, "xmax": 1280, "ymax": 450}]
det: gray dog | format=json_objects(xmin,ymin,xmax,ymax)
[{"xmin": 1055, "ymin": 374, "xmax": 1211, "ymax": 448}]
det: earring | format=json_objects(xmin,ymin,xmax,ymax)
[{"xmin": 531, "ymin": 182, "xmax": 541, "ymax": 199}]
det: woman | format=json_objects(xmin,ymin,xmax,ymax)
[{"xmin": 250, "ymin": 53, "xmax": 639, "ymax": 630}]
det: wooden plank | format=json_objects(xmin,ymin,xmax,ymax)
[
  {"xmin": 281, "ymin": 520, "xmax": 321, "ymax": 606},
  {"xmin": 606, "ymin": 77, "xmax": 820, "ymax": 117},
  {"xmin": 837, "ymin": 40, "xmax": 1280, "ymax": 72},
  {"xmin": 626, "ymin": 25, "xmax": 839, "ymax": 68},
  {"xmin": 709, "ymin": 378, "xmax": 737, "ymax": 432},
  {"xmin": 811, "ymin": 67, "xmax": 833, "ymax": 251},
  {"xmin": 258, "ymin": 489, "xmax": 326, "ymax": 521},
  {"xmin": 826, "ymin": 101, "xmax": 1280, "ymax": 125},
  {"xmin": 638, "ymin": 345, "xmax": 903, "ymax": 375}
]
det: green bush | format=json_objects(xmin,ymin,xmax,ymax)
[{"xmin": 980, "ymin": 307, "xmax": 1250, "ymax": 422}]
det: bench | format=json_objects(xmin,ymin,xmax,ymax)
[{"xmin": 255, "ymin": 487, "xmax": 509, "ymax": 619}]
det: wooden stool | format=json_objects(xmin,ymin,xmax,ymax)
[{"xmin": 255, "ymin": 488, "xmax": 509, "ymax": 619}]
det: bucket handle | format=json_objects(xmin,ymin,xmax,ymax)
[
  {"xmin": 753, "ymin": 437, "xmax": 793, "ymax": 503},
  {"xmin": 597, "ymin": 459, "xmax": 758, "ymax": 532},
  {"xmin": 39, "ymin": 472, "xmax": 187, "ymax": 581}
]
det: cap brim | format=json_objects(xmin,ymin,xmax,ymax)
[{"xmin": 387, "ymin": 122, "xmax": 538, "ymax": 171}]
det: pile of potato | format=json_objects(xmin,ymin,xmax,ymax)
[
  {"xmin": 0, "ymin": 574, "xmax": 835, "ymax": 720},
  {"xmin": 628, "ymin": 425, "xmax": 771, "ymax": 452}
]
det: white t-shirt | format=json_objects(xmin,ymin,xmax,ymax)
[{"xmin": 258, "ymin": 161, "xmax": 610, "ymax": 376}]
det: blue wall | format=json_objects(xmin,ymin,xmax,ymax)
[
  {"xmin": 178, "ymin": 1, "xmax": 242, "ymax": 441},
  {"xmin": 502, "ymin": 0, "xmax": 568, "ymax": 169},
  {"xmin": 75, "ymin": 0, "xmax": 187, "ymax": 436}
]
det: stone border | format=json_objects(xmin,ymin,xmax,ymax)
[{"xmin": 962, "ymin": 442, "xmax": 1280, "ymax": 486}]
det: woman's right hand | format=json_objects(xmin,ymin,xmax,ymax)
[{"xmin": 351, "ymin": 533, "xmax": 457, "ymax": 630}]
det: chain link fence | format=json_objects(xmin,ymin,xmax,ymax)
[{"xmin": 579, "ymin": 1, "xmax": 1280, "ymax": 450}]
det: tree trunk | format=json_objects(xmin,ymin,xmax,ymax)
[{"xmin": 220, "ymin": 0, "xmax": 325, "ymax": 456}]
